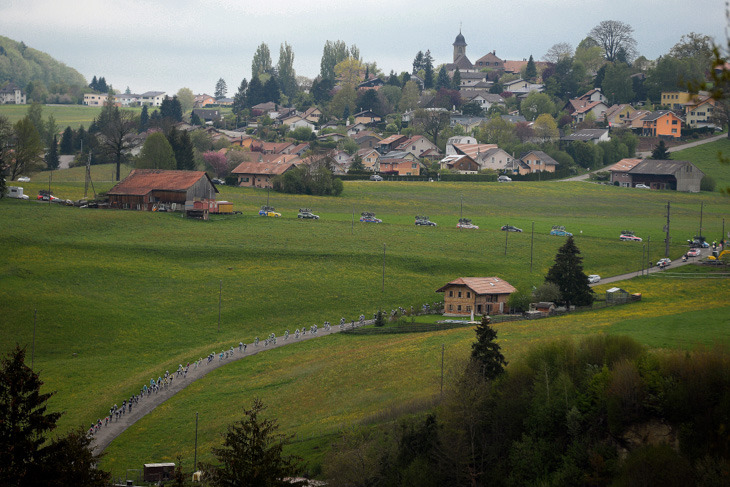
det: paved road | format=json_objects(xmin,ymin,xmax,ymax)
[
  {"xmin": 590, "ymin": 247, "xmax": 707, "ymax": 287},
  {"xmin": 563, "ymin": 134, "xmax": 726, "ymax": 182},
  {"xmin": 89, "ymin": 320, "xmax": 373, "ymax": 455}
]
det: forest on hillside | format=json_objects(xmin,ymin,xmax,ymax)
[{"xmin": 0, "ymin": 36, "xmax": 87, "ymax": 104}]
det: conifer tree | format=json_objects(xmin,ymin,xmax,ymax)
[
  {"xmin": 436, "ymin": 66, "xmax": 451, "ymax": 90},
  {"xmin": 545, "ymin": 236, "xmax": 594, "ymax": 307},
  {"xmin": 470, "ymin": 316, "xmax": 507, "ymax": 380},
  {"xmin": 651, "ymin": 140, "xmax": 671, "ymax": 160},
  {"xmin": 452, "ymin": 69, "xmax": 462, "ymax": 90},
  {"xmin": 44, "ymin": 134, "xmax": 59, "ymax": 170},
  {"xmin": 59, "ymin": 126, "xmax": 74, "ymax": 155},
  {"xmin": 139, "ymin": 105, "xmax": 149, "ymax": 133},
  {"xmin": 525, "ymin": 55, "xmax": 537, "ymax": 81},
  {"xmin": 423, "ymin": 50, "xmax": 435, "ymax": 89}
]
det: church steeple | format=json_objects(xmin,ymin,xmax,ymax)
[{"xmin": 453, "ymin": 29, "xmax": 467, "ymax": 62}]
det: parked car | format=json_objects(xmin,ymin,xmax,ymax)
[
  {"xmin": 297, "ymin": 208, "xmax": 319, "ymax": 219},
  {"xmin": 619, "ymin": 234, "xmax": 643, "ymax": 242},
  {"xmin": 588, "ymin": 275, "xmax": 601, "ymax": 284},
  {"xmin": 688, "ymin": 236, "xmax": 710, "ymax": 248},
  {"xmin": 687, "ymin": 248, "xmax": 701, "ymax": 257},
  {"xmin": 37, "ymin": 192, "xmax": 60, "ymax": 202},
  {"xmin": 415, "ymin": 215, "xmax": 437, "ymax": 226},
  {"xmin": 457, "ymin": 218, "xmax": 479, "ymax": 229},
  {"xmin": 657, "ymin": 258, "xmax": 671, "ymax": 267},
  {"xmin": 360, "ymin": 211, "xmax": 381, "ymax": 223},
  {"xmin": 369, "ymin": 174, "xmax": 383, "ymax": 181},
  {"xmin": 17, "ymin": 176, "xmax": 31, "ymax": 182},
  {"xmin": 497, "ymin": 175, "xmax": 512, "ymax": 182},
  {"xmin": 550, "ymin": 225, "xmax": 572, "ymax": 237},
  {"xmin": 501, "ymin": 225, "xmax": 522, "ymax": 232},
  {"xmin": 211, "ymin": 178, "xmax": 225, "ymax": 185},
  {"xmin": 258, "ymin": 205, "xmax": 281, "ymax": 217},
  {"xmin": 635, "ymin": 183, "xmax": 650, "ymax": 189}
]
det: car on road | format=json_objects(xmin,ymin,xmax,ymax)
[
  {"xmin": 687, "ymin": 248, "xmax": 701, "ymax": 257},
  {"xmin": 211, "ymin": 178, "xmax": 225, "ymax": 185},
  {"xmin": 17, "ymin": 176, "xmax": 31, "ymax": 182},
  {"xmin": 497, "ymin": 175, "xmax": 512, "ymax": 182},
  {"xmin": 550, "ymin": 225, "xmax": 572, "ymax": 237},
  {"xmin": 297, "ymin": 208, "xmax": 319, "ymax": 219},
  {"xmin": 620, "ymin": 234, "xmax": 643, "ymax": 242},
  {"xmin": 37, "ymin": 191, "xmax": 60, "ymax": 202},
  {"xmin": 635, "ymin": 183, "xmax": 650, "ymax": 189},
  {"xmin": 258, "ymin": 205, "xmax": 281, "ymax": 217},
  {"xmin": 588, "ymin": 274, "xmax": 601, "ymax": 284},
  {"xmin": 415, "ymin": 216, "xmax": 437, "ymax": 226},
  {"xmin": 457, "ymin": 218, "xmax": 478, "ymax": 229},
  {"xmin": 501, "ymin": 224, "xmax": 522, "ymax": 232},
  {"xmin": 657, "ymin": 258, "xmax": 671, "ymax": 268},
  {"xmin": 360, "ymin": 211, "xmax": 382, "ymax": 223},
  {"xmin": 369, "ymin": 174, "xmax": 383, "ymax": 181}
]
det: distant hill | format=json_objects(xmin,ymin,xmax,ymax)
[{"xmin": 0, "ymin": 36, "xmax": 86, "ymax": 103}]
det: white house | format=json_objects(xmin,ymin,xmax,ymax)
[
  {"xmin": 139, "ymin": 91, "xmax": 166, "ymax": 106},
  {"xmin": 0, "ymin": 83, "xmax": 26, "ymax": 104}
]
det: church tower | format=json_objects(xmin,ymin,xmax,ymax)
[{"xmin": 453, "ymin": 30, "xmax": 466, "ymax": 62}]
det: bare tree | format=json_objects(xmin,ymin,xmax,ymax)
[
  {"xmin": 543, "ymin": 42, "xmax": 574, "ymax": 63},
  {"xmin": 588, "ymin": 20, "xmax": 638, "ymax": 63},
  {"xmin": 412, "ymin": 109, "xmax": 450, "ymax": 147},
  {"xmin": 97, "ymin": 102, "xmax": 137, "ymax": 181}
]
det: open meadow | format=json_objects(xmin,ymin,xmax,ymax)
[
  {"xmin": 2, "ymin": 178, "xmax": 729, "ymax": 476},
  {"xmin": 672, "ymin": 137, "xmax": 730, "ymax": 192},
  {"xmin": 0, "ymin": 103, "xmax": 106, "ymax": 129}
]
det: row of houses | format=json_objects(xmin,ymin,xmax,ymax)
[{"xmin": 83, "ymin": 91, "xmax": 167, "ymax": 107}]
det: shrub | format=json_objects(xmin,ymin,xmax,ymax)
[{"xmin": 700, "ymin": 175, "xmax": 716, "ymax": 192}]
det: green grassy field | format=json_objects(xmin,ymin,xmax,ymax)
[
  {"xmin": 1, "ymin": 178, "xmax": 729, "ymax": 476},
  {"xmin": 0, "ymin": 104, "xmax": 106, "ymax": 129},
  {"xmin": 673, "ymin": 137, "xmax": 730, "ymax": 192}
]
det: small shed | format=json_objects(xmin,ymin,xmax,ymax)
[
  {"xmin": 144, "ymin": 463, "xmax": 175, "ymax": 482},
  {"xmin": 532, "ymin": 301, "xmax": 556, "ymax": 316},
  {"xmin": 606, "ymin": 287, "xmax": 630, "ymax": 304}
]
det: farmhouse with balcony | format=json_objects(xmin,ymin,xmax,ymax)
[
  {"xmin": 437, "ymin": 277, "xmax": 516, "ymax": 316},
  {"xmin": 107, "ymin": 169, "xmax": 218, "ymax": 210}
]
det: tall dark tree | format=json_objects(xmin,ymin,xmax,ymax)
[
  {"xmin": 232, "ymin": 78, "xmax": 248, "ymax": 115},
  {"xmin": 59, "ymin": 126, "xmax": 74, "ymax": 155},
  {"xmin": 214, "ymin": 78, "xmax": 227, "ymax": 99},
  {"xmin": 525, "ymin": 55, "xmax": 537, "ymax": 81},
  {"xmin": 423, "ymin": 50, "xmax": 435, "ymax": 89},
  {"xmin": 203, "ymin": 398, "xmax": 303, "ymax": 486},
  {"xmin": 89, "ymin": 75, "xmax": 97, "ymax": 91},
  {"xmin": 263, "ymin": 76, "xmax": 281, "ymax": 104},
  {"xmin": 0, "ymin": 116, "xmax": 12, "ymax": 198},
  {"xmin": 97, "ymin": 77, "xmax": 108, "ymax": 93},
  {"xmin": 44, "ymin": 134, "xmax": 59, "ymax": 170},
  {"xmin": 413, "ymin": 51, "xmax": 425, "ymax": 74},
  {"xmin": 190, "ymin": 111, "xmax": 202, "ymax": 126},
  {"xmin": 470, "ymin": 316, "xmax": 507, "ymax": 380},
  {"xmin": 545, "ymin": 236, "xmax": 594, "ymax": 307},
  {"xmin": 311, "ymin": 77, "xmax": 334, "ymax": 104},
  {"xmin": 0, "ymin": 345, "xmax": 61, "ymax": 486},
  {"xmin": 167, "ymin": 127, "xmax": 195, "ymax": 171},
  {"xmin": 436, "ymin": 66, "xmax": 450, "ymax": 90},
  {"xmin": 387, "ymin": 70, "xmax": 401, "ymax": 86},
  {"xmin": 138, "ymin": 104, "xmax": 149, "ymax": 133},
  {"xmin": 651, "ymin": 140, "xmax": 671, "ymax": 160},
  {"xmin": 451, "ymin": 68, "xmax": 461, "ymax": 90},
  {"xmin": 159, "ymin": 95, "xmax": 183, "ymax": 122},
  {"xmin": 589, "ymin": 20, "xmax": 638, "ymax": 63},
  {"xmin": 247, "ymin": 76, "xmax": 266, "ymax": 107}
]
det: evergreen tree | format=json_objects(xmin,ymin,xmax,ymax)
[
  {"xmin": 0, "ymin": 345, "xmax": 61, "ymax": 486},
  {"xmin": 387, "ymin": 70, "xmax": 401, "ymax": 86},
  {"xmin": 159, "ymin": 96, "xmax": 182, "ymax": 122},
  {"xmin": 89, "ymin": 75, "xmax": 98, "ymax": 91},
  {"xmin": 45, "ymin": 134, "xmax": 59, "ymax": 170},
  {"xmin": 277, "ymin": 42, "xmax": 298, "ymax": 98},
  {"xmin": 214, "ymin": 78, "xmax": 227, "ymax": 99},
  {"xmin": 451, "ymin": 68, "xmax": 461, "ymax": 90},
  {"xmin": 651, "ymin": 140, "xmax": 671, "ymax": 160},
  {"xmin": 263, "ymin": 76, "xmax": 281, "ymax": 104},
  {"xmin": 251, "ymin": 43, "xmax": 273, "ymax": 80},
  {"xmin": 203, "ymin": 398, "xmax": 302, "ymax": 486},
  {"xmin": 413, "ymin": 51, "xmax": 425, "ymax": 74},
  {"xmin": 423, "ymin": 50, "xmax": 434, "ymax": 89},
  {"xmin": 167, "ymin": 128, "xmax": 195, "ymax": 171},
  {"xmin": 525, "ymin": 55, "xmax": 537, "ymax": 81},
  {"xmin": 135, "ymin": 132, "xmax": 176, "ymax": 169},
  {"xmin": 59, "ymin": 126, "xmax": 74, "ymax": 155},
  {"xmin": 190, "ymin": 111, "xmax": 202, "ymax": 126},
  {"xmin": 470, "ymin": 316, "xmax": 507, "ymax": 380},
  {"xmin": 247, "ymin": 76, "xmax": 265, "ymax": 107},
  {"xmin": 232, "ymin": 78, "xmax": 248, "ymax": 115},
  {"xmin": 436, "ymin": 66, "xmax": 451, "ymax": 90},
  {"xmin": 138, "ymin": 105, "xmax": 149, "ymax": 133},
  {"xmin": 74, "ymin": 126, "xmax": 86, "ymax": 151},
  {"xmin": 545, "ymin": 236, "xmax": 594, "ymax": 307}
]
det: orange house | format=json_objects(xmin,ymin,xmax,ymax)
[
  {"xmin": 379, "ymin": 157, "xmax": 422, "ymax": 176},
  {"xmin": 641, "ymin": 110, "xmax": 683, "ymax": 138}
]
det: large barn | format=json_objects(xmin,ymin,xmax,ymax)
[{"xmin": 107, "ymin": 169, "xmax": 218, "ymax": 210}]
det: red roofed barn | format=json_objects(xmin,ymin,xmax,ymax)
[
  {"xmin": 107, "ymin": 169, "xmax": 218, "ymax": 210},
  {"xmin": 437, "ymin": 277, "xmax": 516, "ymax": 316}
]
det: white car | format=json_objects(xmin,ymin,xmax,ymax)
[
  {"xmin": 635, "ymin": 183, "xmax": 650, "ymax": 189},
  {"xmin": 17, "ymin": 176, "xmax": 31, "ymax": 182},
  {"xmin": 498, "ymin": 175, "xmax": 512, "ymax": 182},
  {"xmin": 588, "ymin": 275, "xmax": 601, "ymax": 284}
]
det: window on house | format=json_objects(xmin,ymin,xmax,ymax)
[
  {"xmin": 466, "ymin": 305, "xmax": 471, "ymax": 312},
  {"xmin": 457, "ymin": 305, "xmax": 462, "ymax": 311},
  {"xmin": 466, "ymin": 291, "xmax": 471, "ymax": 298},
  {"xmin": 672, "ymin": 128, "xmax": 677, "ymax": 134},
  {"xmin": 449, "ymin": 291, "xmax": 453, "ymax": 297},
  {"xmin": 458, "ymin": 291, "xmax": 462, "ymax": 298},
  {"xmin": 448, "ymin": 304, "xmax": 453, "ymax": 311}
]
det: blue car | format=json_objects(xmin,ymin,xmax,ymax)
[{"xmin": 550, "ymin": 225, "xmax": 573, "ymax": 237}]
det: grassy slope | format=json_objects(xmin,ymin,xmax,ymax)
[
  {"xmin": 1, "ymin": 179, "xmax": 729, "ymax": 474},
  {"xmin": 672, "ymin": 137, "xmax": 730, "ymax": 192},
  {"xmin": 0, "ymin": 104, "xmax": 105, "ymax": 129}
]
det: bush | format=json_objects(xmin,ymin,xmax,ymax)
[{"xmin": 700, "ymin": 175, "xmax": 716, "ymax": 192}]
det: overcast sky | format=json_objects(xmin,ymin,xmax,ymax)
[{"xmin": 1, "ymin": 0, "xmax": 726, "ymax": 96}]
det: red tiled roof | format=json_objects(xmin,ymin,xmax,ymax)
[
  {"xmin": 378, "ymin": 134, "xmax": 407, "ymax": 146},
  {"xmin": 436, "ymin": 277, "xmax": 516, "ymax": 295},
  {"xmin": 108, "ymin": 169, "xmax": 215, "ymax": 196},
  {"xmin": 607, "ymin": 158, "xmax": 643, "ymax": 173}
]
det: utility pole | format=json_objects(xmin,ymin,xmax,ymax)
[
  {"xmin": 351, "ymin": 207, "xmax": 354, "ymax": 234},
  {"xmin": 382, "ymin": 244, "xmax": 386, "ymax": 293},
  {"xmin": 460, "ymin": 194, "xmax": 463, "ymax": 219},
  {"xmin": 504, "ymin": 226, "xmax": 509, "ymax": 255},
  {"xmin": 217, "ymin": 280, "xmax": 222, "ymax": 333},
  {"xmin": 647, "ymin": 236, "xmax": 650, "ymax": 269},
  {"xmin": 641, "ymin": 244, "xmax": 645, "ymax": 276},
  {"xmin": 664, "ymin": 201, "xmax": 671, "ymax": 258},
  {"xmin": 530, "ymin": 221, "xmax": 534, "ymax": 273},
  {"xmin": 31, "ymin": 309, "xmax": 37, "ymax": 369},
  {"xmin": 699, "ymin": 202, "xmax": 704, "ymax": 239},
  {"xmin": 440, "ymin": 344, "xmax": 445, "ymax": 399},
  {"xmin": 194, "ymin": 412, "xmax": 199, "ymax": 471}
]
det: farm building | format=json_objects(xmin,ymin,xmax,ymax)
[
  {"xmin": 608, "ymin": 159, "xmax": 704, "ymax": 192},
  {"xmin": 437, "ymin": 277, "xmax": 516, "ymax": 316},
  {"xmin": 107, "ymin": 169, "xmax": 218, "ymax": 211}
]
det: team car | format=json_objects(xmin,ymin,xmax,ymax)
[
  {"xmin": 297, "ymin": 208, "xmax": 319, "ymax": 219},
  {"xmin": 550, "ymin": 225, "xmax": 572, "ymax": 237},
  {"xmin": 415, "ymin": 216, "xmax": 437, "ymax": 226},
  {"xmin": 501, "ymin": 225, "xmax": 522, "ymax": 232},
  {"xmin": 457, "ymin": 218, "xmax": 479, "ymax": 229},
  {"xmin": 619, "ymin": 231, "xmax": 643, "ymax": 242},
  {"xmin": 258, "ymin": 205, "xmax": 281, "ymax": 217},
  {"xmin": 360, "ymin": 211, "xmax": 382, "ymax": 223},
  {"xmin": 588, "ymin": 275, "xmax": 601, "ymax": 284}
]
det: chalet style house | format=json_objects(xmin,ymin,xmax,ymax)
[{"xmin": 437, "ymin": 277, "xmax": 516, "ymax": 316}]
